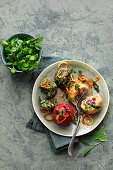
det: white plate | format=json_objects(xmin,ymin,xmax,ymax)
[{"xmin": 32, "ymin": 60, "xmax": 109, "ymax": 137}]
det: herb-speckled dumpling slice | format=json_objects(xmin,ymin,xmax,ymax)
[
  {"xmin": 81, "ymin": 94, "xmax": 102, "ymax": 114},
  {"xmin": 54, "ymin": 69, "xmax": 72, "ymax": 89},
  {"xmin": 40, "ymin": 78, "xmax": 57, "ymax": 99},
  {"xmin": 40, "ymin": 98, "xmax": 57, "ymax": 111}
]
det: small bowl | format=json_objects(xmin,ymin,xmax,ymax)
[{"xmin": 1, "ymin": 33, "xmax": 42, "ymax": 73}]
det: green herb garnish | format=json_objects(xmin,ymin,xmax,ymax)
[
  {"xmin": 91, "ymin": 127, "xmax": 107, "ymax": 141},
  {"xmin": 63, "ymin": 106, "xmax": 72, "ymax": 115},
  {"xmin": 80, "ymin": 126, "xmax": 108, "ymax": 156},
  {"xmin": 93, "ymin": 81, "xmax": 99, "ymax": 93},
  {"xmin": 39, "ymin": 96, "xmax": 42, "ymax": 102},
  {"xmin": 91, "ymin": 104, "xmax": 101, "ymax": 109},
  {"xmin": 78, "ymin": 69, "xmax": 83, "ymax": 74},
  {"xmin": 55, "ymin": 110, "xmax": 63, "ymax": 116},
  {"xmin": 85, "ymin": 105, "xmax": 88, "ymax": 112},
  {"xmin": 75, "ymin": 84, "xmax": 80, "ymax": 91},
  {"xmin": 71, "ymin": 68, "xmax": 76, "ymax": 73}
]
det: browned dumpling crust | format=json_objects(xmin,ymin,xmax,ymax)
[
  {"xmin": 81, "ymin": 94, "xmax": 103, "ymax": 114},
  {"xmin": 68, "ymin": 82, "xmax": 91, "ymax": 105}
]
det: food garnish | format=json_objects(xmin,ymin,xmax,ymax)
[
  {"xmin": 78, "ymin": 69, "xmax": 83, "ymax": 74},
  {"xmin": 93, "ymin": 81, "xmax": 99, "ymax": 92}
]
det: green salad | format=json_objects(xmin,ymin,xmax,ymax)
[{"xmin": 1, "ymin": 37, "xmax": 44, "ymax": 73}]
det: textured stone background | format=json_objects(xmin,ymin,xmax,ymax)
[{"xmin": 0, "ymin": 0, "xmax": 113, "ymax": 170}]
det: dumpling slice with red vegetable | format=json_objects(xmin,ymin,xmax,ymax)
[
  {"xmin": 81, "ymin": 94, "xmax": 102, "ymax": 114},
  {"xmin": 53, "ymin": 104, "xmax": 74, "ymax": 126}
]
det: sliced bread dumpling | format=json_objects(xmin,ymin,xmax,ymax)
[{"xmin": 81, "ymin": 94, "xmax": 102, "ymax": 114}]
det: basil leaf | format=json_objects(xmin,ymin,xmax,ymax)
[
  {"xmin": 98, "ymin": 135, "xmax": 107, "ymax": 142},
  {"xmin": 80, "ymin": 139, "xmax": 90, "ymax": 145},
  {"xmin": 91, "ymin": 127, "xmax": 104, "ymax": 141},
  {"xmin": 93, "ymin": 81, "xmax": 99, "ymax": 93},
  {"xmin": 84, "ymin": 147, "xmax": 92, "ymax": 156}
]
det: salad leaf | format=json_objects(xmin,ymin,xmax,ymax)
[
  {"xmin": 6, "ymin": 62, "xmax": 13, "ymax": 66},
  {"xmin": 1, "ymin": 39, "xmax": 9, "ymax": 47},
  {"xmin": 35, "ymin": 61, "xmax": 40, "ymax": 68},
  {"xmin": 11, "ymin": 67, "xmax": 16, "ymax": 73},
  {"xmin": 36, "ymin": 37, "xmax": 44, "ymax": 42},
  {"xmin": 1, "ymin": 36, "xmax": 44, "ymax": 73}
]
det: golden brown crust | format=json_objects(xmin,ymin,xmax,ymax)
[{"xmin": 81, "ymin": 94, "xmax": 103, "ymax": 114}]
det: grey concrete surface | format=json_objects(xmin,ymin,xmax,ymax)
[{"xmin": 0, "ymin": 0, "xmax": 113, "ymax": 170}]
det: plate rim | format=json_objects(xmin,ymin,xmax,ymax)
[{"xmin": 32, "ymin": 60, "xmax": 110, "ymax": 137}]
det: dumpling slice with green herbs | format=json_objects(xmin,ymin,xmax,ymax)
[
  {"xmin": 40, "ymin": 77, "xmax": 57, "ymax": 99},
  {"xmin": 81, "ymin": 94, "xmax": 102, "ymax": 114}
]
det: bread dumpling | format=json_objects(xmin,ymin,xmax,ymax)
[
  {"xmin": 68, "ymin": 82, "xmax": 88, "ymax": 105},
  {"xmin": 81, "ymin": 94, "xmax": 102, "ymax": 114}
]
